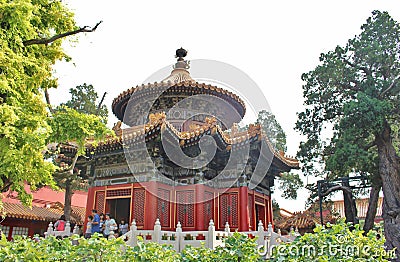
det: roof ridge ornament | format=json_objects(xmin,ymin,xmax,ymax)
[
  {"xmin": 175, "ymin": 47, "xmax": 187, "ymax": 61},
  {"xmin": 162, "ymin": 48, "xmax": 193, "ymax": 83},
  {"xmin": 173, "ymin": 47, "xmax": 190, "ymax": 70}
]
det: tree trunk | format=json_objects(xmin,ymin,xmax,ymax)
[
  {"xmin": 63, "ymin": 153, "xmax": 79, "ymax": 222},
  {"xmin": 342, "ymin": 179, "xmax": 359, "ymax": 225},
  {"xmin": 64, "ymin": 179, "xmax": 73, "ymax": 222},
  {"xmin": 375, "ymin": 121, "xmax": 400, "ymax": 260},
  {"xmin": 363, "ymin": 177, "xmax": 382, "ymax": 234}
]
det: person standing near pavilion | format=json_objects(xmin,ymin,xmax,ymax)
[
  {"xmin": 103, "ymin": 213, "xmax": 117, "ymax": 239},
  {"xmin": 91, "ymin": 209, "xmax": 101, "ymax": 234},
  {"xmin": 85, "ymin": 215, "xmax": 93, "ymax": 238},
  {"xmin": 54, "ymin": 215, "xmax": 66, "ymax": 231},
  {"xmin": 118, "ymin": 218, "xmax": 129, "ymax": 236}
]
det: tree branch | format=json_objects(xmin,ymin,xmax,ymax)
[
  {"xmin": 96, "ymin": 92, "xmax": 107, "ymax": 116},
  {"xmin": 363, "ymin": 140, "xmax": 376, "ymax": 151},
  {"xmin": 0, "ymin": 178, "xmax": 12, "ymax": 193},
  {"xmin": 334, "ymin": 81, "xmax": 360, "ymax": 92},
  {"xmin": 44, "ymin": 88, "xmax": 55, "ymax": 114},
  {"xmin": 321, "ymin": 185, "xmax": 352, "ymax": 197},
  {"xmin": 68, "ymin": 153, "xmax": 79, "ymax": 175},
  {"xmin": 23, "ymin": 21, "xmax": 103, "ymax": 46},
  {"xmin": 341, "ymin": 57, "xmax": 372, "ymax": 76},
  {"xmin": 380, "ymin": 74, "xmax": 400, "ymax": 97}
]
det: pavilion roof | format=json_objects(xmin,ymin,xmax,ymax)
[
  {"xmin": 275, "ymin": 211, "xmax": 321, "ymax": 230},
  {"xmin": 1, "ymin": 202, "xmax": 85, "ymax": 225},
  {"xmin": 275, "ymin": 203, "xmax": 337, "ymax": 231},
  {"xmin": 112, "ymin": 81, "xmax": 246, "ymax": 120},
  {"xmin": 88, "ymin": 112, "xmax": 299, "ymax": 169},
  {"xmin": 1, "ymin": 186, "xmax": 87, "ymax": 224},
  {"xmin": 112, "ymin": 50, "xmax": 246, "ymax": 125}
]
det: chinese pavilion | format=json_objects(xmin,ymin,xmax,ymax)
[{"xmin": 83, "ymin": 49, "xmax": 299, "ymax": 232}]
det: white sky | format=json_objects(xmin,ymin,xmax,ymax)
[{"xmin": 51, "ymin": 0, "xmax": 400, "ymax": 212}]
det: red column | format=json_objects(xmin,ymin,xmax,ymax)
[
  {"xmin": 145, "ymin": 181, "xmax": 158, "ymax": 230},
  {"xmin": 239, "ymin": 186, "xmax": 249, "ymax": 232},
  {"xmin": 266, "ymin": 196, "xmax": 273, "ymax": 227},
  {"xmin": 84, "ymin": 187, "xmax": 96, "ymax": 232},
  {"xmin": 195, "ymin": 184, "xmax": 205, "ymax": 231}
]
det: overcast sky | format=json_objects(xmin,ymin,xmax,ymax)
[{"xmin": 51, "ymin": 0, "xmax": 400, "ymax": 212}]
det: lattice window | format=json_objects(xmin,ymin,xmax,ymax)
[
  {"xmin": 176, "ymin": 190, "xmax": 194, "ymax": 228},
  {"xmin": 219, "ymin": 194, "xmax": 229, "ymax": 228},
  {"xmin": 231, "ymin": 194, "xmax": 238, "ymax": 227},
  {"xmin": 133, "ymin": 188, "xmax": 145, "ymax": 226},
  {"xmin": 248, "ymin": 195, "xmax": 254, "ymax": 229},
  {"xmin": 157, "ymin": 188, "xmax": 170, "ymax": 227},
  {"xmin": 187, "ymin": 192, "xmax": 194, "ymax": 226},
  {"xmin": 11, "ymin": 227, "xmax": 28, "ymax": 238},
  {"xmin": 95, "ymin": 191, "xmax": 105, "ymax": 214},
  {"xmin": 1, "ymin": 225, "xmax": 10, "ymax": 238},
  {"xmin": 255, "ymin": 195, "xmax": 264, "ymax": 204},
  {"xmin": 203, "ymin": 191, "xmax": 214, "ymax": 228},
  {"xmin": 219, "ymin": 193, "xmax": 238, "ymax": 228},
  {"xmin": 106, "ymin": 188, "xmax": 131, "ymax": 197}
]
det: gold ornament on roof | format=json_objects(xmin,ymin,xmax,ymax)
[
  {"xmin": 112, "ymin": 121, "xmax": 122, "ymax": 136},
  {"xmin": 231, "ymin": 123, "xmax": 239, "ymax": 136},
  {"xmin": 148, "ymin": 112, "xmax": 166, "ymax": 123},
  {"xmin": 204, "ymin": 116, "xmax": 217, "ymax": 125},
  {"xmin": 189, "ymin": 123, "xmax": 200, "ymax": 131},
  {"xmin": 162, "ymin": 48, "xmax": 194, "ymax": 84}
]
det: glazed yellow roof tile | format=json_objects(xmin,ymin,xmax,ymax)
[
  {"xmin": 112, "ymin": 80, "xmax": 246, "ymax": 113},
  {"xmin": 2, "ymin": 202, "xmax": 85, "ymax": 224},
  {"xmin": 88, "ymin": 112, "xmax": 299, "ymax": 168}
]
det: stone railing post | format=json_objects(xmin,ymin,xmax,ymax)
[
  {"xmin": 275, "ymin": 228, "xmax": 282, "ymax": 244},
  {"xmin": 265, "ymin": 223, "xmax": 272, "ymax": 258},
  {"xmin": 72, "ymin": 225, "xmax": 80, "ymax": 235},
  {"xmin": 72, "ymin": 225, "xmax": 80, "ymax": 245},
  {"xmin": 267, "ymin": 222, "xmax": 273, "ymax": 234},
  {"xmin": 153, "ymin": 218, "xmax": 161, "ymax": 244},
  {"xmin": 64, "ymin": 221, "xmax": 71, "ymax": 236},
  {"xmin": 45, "ymin": 222, "xmax": 54, "ymax": 238},
  {"xmin": 207, "ymin": 219, "xmax": 216, "ymax": 249},
  {"xmin": 175, "ymin": 222, "xmax": 182, "ymax": 252},
  {"xmin": 295, "ymin": 227, "xmax": 300, "ymax": 236},
  {"xmin": 224, "ymin": 221, "xmax": 230, "ymax": 234},
  {"xmin": 130, "ymin": 219, "xmax": 138, "ymax": 246},
  {"xmin": 256, "ymin": 220, "xmax": 264, "ymax": 247}
]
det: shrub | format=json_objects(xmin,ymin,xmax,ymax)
[
  {"xmin": 181, "ymin": 232, "xmax": 262, "ymax": 262},
  {"xmin": 1, "ymin": 223, "xmax": 392, "ymax": 261},
  {"xmin": 0, "ymin": 232, "xmax": 262, "ymax": 261},
  {"xmin": 269, "ymin": 220, "xmax": 396, "ymax": 262}
]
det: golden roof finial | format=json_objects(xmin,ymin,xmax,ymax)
[{"xmin": 162, "ymin": 48, "xmax": 193, "ymax": 83}]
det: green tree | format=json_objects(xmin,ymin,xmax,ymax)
[
  {"xmin": 0, "ymin": 0, "xmax": 101, "ymax": 210},
  {"xmin": 272, "ymin": 199, "xmax": 281, "ymax": 222},
  {"xmin": 296, "ymin": 11, "xmax": 400, "ymax": 255},
  {"xmin": 61, "ymin": 83, "xmax": 108, "ymax": 124},
  {"xmin": 0, "ymin": 0, "xmax": 76, "ymax": 206},
  {"xmin": 255, "ymin": 110, "xmax": 287, "ymax": 152},
  {"xmin": 278, "ymin": 172, "xmax": 303, "ymax": 200},
  {"xmin": 253, "ymin": 110, "xmax": 303, "ymax": 200},
  {"xmin": 48, "ymin": 106, "xmax": 112, "ymax": 221},
  {"xmin": 50, "ymin": 84, "xmax": 110, "ymax": 221}
]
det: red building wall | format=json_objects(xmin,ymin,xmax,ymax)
[{"xmin": 85, "ymin": 182, "xmax": 273, "ymax": 232}]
